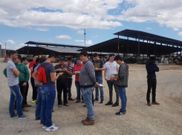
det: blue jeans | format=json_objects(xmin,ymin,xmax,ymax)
[
  {"xmin": 75, "ymin": 81, "xmax": 81, "ymax": 100},
  {"xmin": 81, "ymin": 87, "xmax": 95, "ymax": 120},
  {"xmin": 35, "ymin": 86, "xmax": 42, "ymax": 120},
  {"xmin": 40, "ymin": 84, "xmax": 56, "ymax": 127},
  {"xmin": 9, "ymin": 85, "xmax": 23, "ymax": 117},
  {"xmin": 118, "ymin": 86, "xmax": 127, "ymax": 112},
  {"xmin": 95, "ymin": 75, "xmax": 104, "ymax": 101}
]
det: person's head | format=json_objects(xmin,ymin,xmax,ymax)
[
  {"xmin": 93, "ymin": 53, "xmax": 100, "ymax": 61},
  {"xmin": 8, "ymin": 51, "xmax": 18, "ymax": 61},
  {"xmin": 76, "ymin": 59, "xmax": 82, "ymax": 65},
  {"xmin": 67, "ymin": 57, "xmax": 72, "ymax": 64},
  {"xmin": 22, "ymin": 57, "xmax": 29, "ymax": 65},
  {"xmin": 47, "ymin": 54, "xmax": 56, "ymax": 63},
  {"xmin": 80, "ymin": 51, "xmax": 88, "ymax": 62},
  {"xmin": 59, "ymin": 57, "xmax": 65, "ymax": 65},
  {"xmin": 15, "ymin": 55, "xmax": 22, "ymax": 64},
  {"xmin": 109, "ymin": 54, "xmax": 115, "ymax": 62},
  {"xmin": 149, "ymin": 56, "xmax": 156, "ymax": 64},
  {"xmin": 114, "ymin": 55, "xmax": 124, "ymax": 65},
  {"xmin": 32, "ymin": 55, "xmax": 37, "ymax": 61}
]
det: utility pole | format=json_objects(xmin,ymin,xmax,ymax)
[
  {"xmin": 84, "ymin": 28, "xmax": 86, "ymax": 46},
  {"xmin": 5, "ymin": 42, "xmax": 7, "ymax": 56}
]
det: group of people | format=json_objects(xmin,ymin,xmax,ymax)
[{"xmin": 4, "ymin": 50, "xmax": 160, "ymax": 132}]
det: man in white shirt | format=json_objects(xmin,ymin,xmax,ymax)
[
  {"xmin": 103, "ymin": 54, "xmax": 119, "ymax": 107},
  {"xmin": 6, "ymin": 51, "xmax": 25, "ymax": 118}
]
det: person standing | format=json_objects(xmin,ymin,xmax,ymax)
[
  {"xmin": 104, "ymin": 54, "xmax": 119, "ymax": 107},
  {"xmin": 146, "ymin": 56, "xmax": 160, "ymax": 106},
  {"xmin": 55, "ymin": 57, "xmax": 69, "ymax": 107},
  {"xmin": 65, "ymin": 57, "xmax": 74, "ymax": 101},
  {"xmin": 93, "ymin": 53, "xmax": 104, "ymax": 103},
  {"xmin": 40, "ymin": 55, "xmax": 59, "ymax": 132},
  {"xmin": 114, "ymin": 55, "xmax": 129, "ymax": 115},
  {"xmin": 79, "ymin": 51, "xmax": 97, "ymax": 126},
  {"xmin": 29, "ymin": 56, "xmax": 37, "ymax": 103},
  {"xmin": 16, "ymin": 55, "xmax": 30, "ymax": 109},
  {"xmin": 6, "ymin": 51, "xmax": 25, "ymax": 118},
  {"xmin": 73, "ymin": 59, "xmax": 83, "ymax": 103}
]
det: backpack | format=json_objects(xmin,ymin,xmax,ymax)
[{"xmin": 37, "ymin": 64, "xmax": 48, "ymax": 84}]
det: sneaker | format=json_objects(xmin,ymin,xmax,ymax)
[
  {"xmin": 95, "ymin": 98, "xmax": 98, "ymax": 101},
  {"xmin": 24, "ymin": 104, "xmax": 32, "ymax": 107},
  {"xmin": 42, "ymin": 126, "xmax": 47, "ymax": 129},
  {"xmin": 18, "ymin": 115, "xmax": 26, "ymax": 119},
  {"xmin": 99, "ymin": 100, "xmax": 103, "ymax": 104},
  {"xmin": 45, "ymin": 125, "xmax": 58, "ymax": 132},
  {"xmin": 152, "ymin": 102, "xmax": 160, "ymax": 105},
  {"xmin": 32, "ymin": 100, "xmax": 37, "ymax": 104},
  {"xmin": 75, "ymin": 100, "xmax": 81, "ymax": 103},
  {"xmin": 115, "ymin": 111, "xmax": 126, "ymax": 116},
  {"xmin": 10, "ymin": 114, "xmax": 17, "ymax": 118},
  {"xmin": 82, "ymin": 119, "xmax": 95, "ymax": 126},
  {"xmin": 105, "ymin": 101, "xmax": 113, "ymax": 106},
  {"xmin": 68, "ymin": 98, "xmax": 74, "ymax": 101},
  {"xmin": 112, "ymin": 102, "xmax": 119, "ymax": 107}
]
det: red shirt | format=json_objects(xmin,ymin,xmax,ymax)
[
  {"xmin": 29, "ymin": 60, "xmax": 36, "ymax": 76},
  {"xmin": 73, "ymin": 64, "xmax": 83, "ymax": 82}
]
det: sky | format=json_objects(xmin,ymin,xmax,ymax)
[{"xmin": 0, "ymin": 0, "xmax": 182, "ymax": 50}]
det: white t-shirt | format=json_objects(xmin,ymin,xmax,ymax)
[
  {"xmin": 103, "ymin": 61, "xmax": 119, "ymax": 80},
  {"xmin": 7, "ymin": 60, "xmax": 19, "ymax": 86}
]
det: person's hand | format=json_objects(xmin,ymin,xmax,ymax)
[
  {"xmin": 95, "ymin": 82, "xmax": 99, "ymax": 87},
  {"xmin": 95, "ymin": 67, "xmax": 98, "ymax": 71},
  {"xmin": 22, "ymin": 82, "xmax": 27, "ymax": 86}
]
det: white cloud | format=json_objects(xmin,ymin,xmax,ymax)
[
  {"xmin": 0, "ymin": 0, "xmax": 123, "ymax": 29},
  {"xmin": 178, "ymin": 32, "xmax": 182, "ymax": 36},
  {"xmin": 1, "ymin": 40, "xmax": 24, "ymax": 50},
  {"xmin": 75, "ymin": 39, "xmax": 93, "ymax": 46},
  {"xmin": 56, "ymin": 35, "xmax": 71, "ymax": 40},
  {"xmin": 35, "ymin": 27, "xmax": 49, "ymax": 32},
  {"xmin": 119, "ymin": 0, "xmax": 182, "ymax": 31}
]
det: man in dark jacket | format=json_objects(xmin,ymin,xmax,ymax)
[
  {"xmin": 146, "ymin": 56, "xmax": 160, "ymax": 106},
  {"xmin": 114, "ymin": 55, "xmax": 129, "ymax": 115}
]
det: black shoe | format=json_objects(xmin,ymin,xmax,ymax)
[
  {"xmin": 75, "ymin": 100, "xmax": 81, "ymax": 103},
  {"xmin": 99, "ymin": 100, "xmax": 103, "ymax": 104},
  {"xmin": 152, "ymin": 101, "xmax": 160, "ymax": 105},
  {"xmin": 95, "ymin": 98, "xmax": 99, "ymax": 101},
  {"xmin": 83, "ymin": 104, "xmax": 86, "ymax": 107},
  {"xmin": 63, "ymin": 104, "xmax": 69, "ymax": 107},
  {"xmin": 10, "ymin": 114, "xmax": 17, "ymax": 118},
  {"xmin": 112, "ymin": 102, "xmax": 119, "ymax": 107},
  {"xmin": 115, "ymin": 111, "xmax": 126, "ymax": 116},
  {"xmin": 68, "ymin": 98, "xmax": 74, "ymax": 101},
  {"xmin": 147, "ymin": 102, "xmax": 151, "ymax": 106},
  {"xmin": 105, "ymin": 101, "xmax": 113, "ymax": 105}
]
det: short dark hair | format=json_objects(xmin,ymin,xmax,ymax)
[
  {"xmin": 93, "ymin": 53, "xmax": 99, "ymax": 57},
  {"xmin": 114, "ymin": 55, "xmax": 123, "ymax": 61},
  {"xmin": 67, "ymin": 57, "xmax": 72, "ymax": 61},
  {"xmin": 109, "ymin": 54, "xmax": 115, "ymax": 58},
  {"xmin": 7, "ymin": 51, "xmax": 17, "ymax": 57},
  {"xmin": 17, "ymin": 55, "xmax": 22, "ymax": 61},
  {"xmin": 48, "ymin": 54, "xmax": 56, "ymax": 58},
  {"xmin": 80, "ymin": 51, "xmax": 88, "ymax": 56}
]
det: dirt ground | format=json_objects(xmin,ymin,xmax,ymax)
[{"xmin": 0, "ymin": 62, "xmax": 182, "ymax": 135}]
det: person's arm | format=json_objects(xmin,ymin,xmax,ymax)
[
  {"xmin": 24, "ymin": 66, "xmax": 30, "ymax": 82},
  {"xmin": 3, "ymin": 68, "xmax": 7, "ymax": 78},
  {"xmin": 85, "ymin": 62, "xmax": 96, "ymax": 85},
  {"xmin": 154, "ymin": 64, "xmax": 159, "ymax": 72},
  {"xmin": 12, "ymin": 68, "xmax": 20, "ymax": 77}
]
